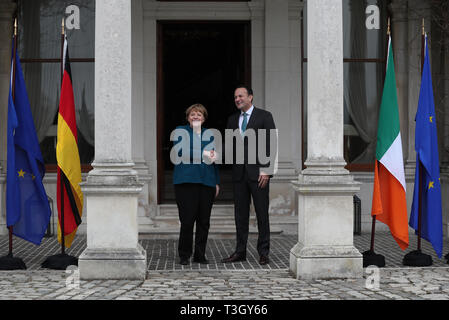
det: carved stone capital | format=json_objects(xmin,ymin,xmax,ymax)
[{"xmin": 389, "ymin": 0, "xmax": 408, "ymax": 23}]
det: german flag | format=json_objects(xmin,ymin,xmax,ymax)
[{"xmin": 56, "ymin": 35, "xmax": 83, "ymax": 248}]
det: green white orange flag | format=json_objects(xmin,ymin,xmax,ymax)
[
  {"xmin": 56, "ymin": 35, "xmax": 83, "ymax": 248},
  {"xmin": 371, "ymin": 35, "xmax": 409, "ymax": 250}
]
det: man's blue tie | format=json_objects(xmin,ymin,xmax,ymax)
[{"xmin": 241, "ymin": 112, "xmax": 248, "ymax": 133}]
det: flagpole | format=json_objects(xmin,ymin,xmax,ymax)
[
  {"xmin": 417, "ymin": 18, "xmax": 425, "ymax": 253},
  {"xmin": 41, "ymin": 18, "xmax": 78, "ymax": 270},
  {"xmin": 0, "ymin": 17, "xmax": 27, "ymax": 270},
  {"xmin": 8, "ymin": 18, "xmax": 18, "ymax": 258},
  {"xmin": 362, "ymin": 18, "xmax": 391, "ymax": 268},
  {"xmin": 369, "ymin": 16, "xmax": 393, "ymax": 253},
  {"xmin": 402, "ymin": 18, "xmax": 432, "ymax": 267},
  {"xmin": 60, "ymin": 18, "xmax": 66, "ymax": 256}
]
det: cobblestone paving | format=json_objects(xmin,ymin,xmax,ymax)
[
  {"xmin": 1, "ymin": 232, "xmax": 447, "ymax": 270},
  {"xmin": 0, "ymin": 268, "xmax": 449, "ymax": 300},
  {"xmin": 0, "ymin": 232, "xmax": 448, "ymax": 300}
]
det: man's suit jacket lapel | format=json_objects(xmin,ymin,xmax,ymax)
[
  {"xmin": 246, "ymin": 107, "xmax": 258, "ymax": 130},
  {"xmin": 232, "ymin": 107, "xmax": 259, "ymax": 130},
  {"xmin": 233, "ymin": 112, "xmax": 240, "ymax": 130}
]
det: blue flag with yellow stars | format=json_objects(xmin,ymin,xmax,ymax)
[
  {"xmin": 409, "ymin": 35, "xmax": 443, "ymax": 258},
  {"xmin": 6, "ymin": 37, "xmax": 51, "ymax": 245}
]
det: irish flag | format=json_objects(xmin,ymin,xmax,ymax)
[{"xmin": 371, "ymin": 35, "xmax": 409, "ymax": 250}]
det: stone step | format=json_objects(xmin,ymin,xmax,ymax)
[
  {"xmin": 157, "ymin": 204, "xmax": 235, "ymax": 217},
  {"xmin": 163, "ymin": 170, "xmax": 235, "ymax": 202},
  {"xmin": 154, "ymin": 205, "xmax": 250, "ymax": 227},
  {"xmin": 139, "ymin": 225, "xmax": 283, "ymax": 237},
  {"xmin": 141, "ymin": 204, "xmax": 283, "ymax": 236},
  {"xmin": 139, "ymin": 225, "xmax": 264, "ymax": 236}
]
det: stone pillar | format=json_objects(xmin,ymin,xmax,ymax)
[
  {"xmin": 264, "ymin": 0, "xmax": 291, "ymax": 171},
  {"xmin": 0, "ymin": 0, "xmax": 16, "ymax": 235},
  {"xmin": 78, "ymin": 0, "xmax": 146, "ymax": 280},
  {"xmin": 131, "ymin": 0, "xmax": 154, "ymax": 230},
  {"xmin": 262, "ymin": 0, "xmax": 301, "ymax": 217},
  {"xmin": 290, "ymin": 0, "xmax": 362, "ymax": 279}
]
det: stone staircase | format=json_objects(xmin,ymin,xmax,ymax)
[
  {"xmin": 162, "ymin": 169, "xmax": 234, "ymax": 203},
  {"xmin": 141, "ymin": 169, "xmax": 284, "ymax": 236},
  {"xmin": 140, "ymin": 204, "xmax": 283, "ymax": 236}
]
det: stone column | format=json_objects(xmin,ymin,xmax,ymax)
[
  {"xmin": 78, "ymin": 0, "xmax": 146, "ymax": 280},
  {"xmin": 0, "ymin": 1, "xmax": 16, "ymax": 235},
  {"xmin": 264, "ymin": 0, "xmax": 298, "ymax": 178},
  {"xmin": 262, "ymin": 0, "xmax": 300, "ymax": 217},
  {"xmin": 290, "ymin": 0, "xmax": 362, "ymax": 279},
  {"xmin": 131, "ymin": 0, "xmax": 154, "ymax": 231}
]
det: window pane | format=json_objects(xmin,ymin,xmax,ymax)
[
  {"xmin": 18, "ymin": 0, "xmax": 95, "ymax": 166},
  {"xmin": 18, "ymin": 0, "xmax": 95, "ymax": 59},
  {"xmin": 343, "ymin": 0, "xmax": 388, "ymax": 60},
  {"xmin": 303, "ymin": 0, "xmax": 388, "ymax": 60},
  {"xmin": 72, "ymin": 62, "xmax": 95, "ymax": 165},
  {"xmin": 344, "ymin": 62, "xmax": 385, "ymax": 164},
  {"xmin": 21, "ymin": 61, "xmax": 94, "ymax": 165},
  {"xmin": 21, "ymin": 62, "xmax": 60, "ymax": 144}
]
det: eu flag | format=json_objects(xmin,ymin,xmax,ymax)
[
  {"xmin": 409, "ymin": 35, "xmax": 443, "ymax": 258},
  {"xmin": 6, "ymin": 38, "xmax": 51, "ymax": 245}
]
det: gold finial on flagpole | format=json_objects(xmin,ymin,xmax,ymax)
[
  {"xmin": 422, "ymin": 18, "xmax": 425, "ymax": 35},
  {"xmin": 14, "ymin": 18, "xmax": 17, "ymax": 36},
  {"xmin": 387, "ymin": 17, "xmax": 391, "ymax": 36},
  {"xmin": 62, "ymin": 17, "xmax": 65, "ymax": 35}
]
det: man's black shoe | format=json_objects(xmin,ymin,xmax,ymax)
[
  {"xmin": 193, "ymin": 257, "xmax": 209, "ymax": 264},
  {"xmin": 221, "ymin": 253, "xmax": 246, "ymax": 263},
  {"xmin": 259, "ymin": 255, "xmax": 269, "ymax": 265},
  {"xmin": 179, "ymin": 258, "xmax": 189, "ymax": 265}
]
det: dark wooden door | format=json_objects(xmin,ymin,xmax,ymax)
[{"xmin": 157, "ymin": 21, "xmax": 251, "ymax": 204}]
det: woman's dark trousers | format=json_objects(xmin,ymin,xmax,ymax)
[{"xmin": 175, "ymin": 183, "xmax": 215, "ymax": 260}]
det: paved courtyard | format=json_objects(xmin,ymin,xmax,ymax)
[{"xmin": 0, "ymin": 232, "xmax": 448, "ymax": 302}]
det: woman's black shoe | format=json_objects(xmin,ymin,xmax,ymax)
[{"xmin": 179, "ymin": 258, "xmax": 189, "ymax": 265}]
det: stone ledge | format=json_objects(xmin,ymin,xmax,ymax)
[
  {"xmin": 78, "ymin": 244, "xmax": 147, "ymax": 280},
  {"xmin": 291, "ymin": 180, "xmax": 361, "ymax": 194},
  {"xmin": 290, "ymin": 243, "xmax": 362, "ymax": 259},
  {"xmin": 290, "ymin": 243, "xmax": 363, "ymax": 280}
]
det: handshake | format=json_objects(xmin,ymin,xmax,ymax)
[{"xmin": 203, "ymin": 150, "xmax": 219, "ymax": 163}]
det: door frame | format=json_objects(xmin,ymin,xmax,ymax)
[{"xmin": 156, "ymin": 20, "xmax": 251, "ymax": 204}]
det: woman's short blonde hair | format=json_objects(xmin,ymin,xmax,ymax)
[{"xmin": 185, "ymin": 103, "xmax": 208, "ymax": 121}]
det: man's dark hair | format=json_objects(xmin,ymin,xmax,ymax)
[{"xmin": 235, "ymin": 85, "xmax": 253, "ymax": 97}]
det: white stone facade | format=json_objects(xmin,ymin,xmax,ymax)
[{"xmin": 0, "ymin": 0, "xmax": 448, "ymax": 279}]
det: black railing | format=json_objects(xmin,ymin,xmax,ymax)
[
  {"xmin": 353, "ymin": 195, "xmax": 362, "ymax": 235},
  {"xmin": 44, "ymin": 196, "xmax": 55, "ymax": 237}
]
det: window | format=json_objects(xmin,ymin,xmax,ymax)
[
  {"xmin": 302, "ymin": 0, "xmax": 390, "ymax": 170},
  {"xmin": 18, "ymin": 0, "xmax": 95, "ymax": 170}
]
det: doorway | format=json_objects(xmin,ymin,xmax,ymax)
[{"xmin": 157, "ymin": 21, "xmax": 251, "ymax": 204}]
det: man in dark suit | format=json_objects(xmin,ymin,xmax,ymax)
[{"xmin": 221, "ymin": 86, "xmax": 276, "ymax": 265}]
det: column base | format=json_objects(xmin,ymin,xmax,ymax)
[
  {"xmin": 79, "ymin": 244, "xmax": 147, "ymax": 280},
  {"xmin": 290, "ymin": 165, "xmax": 362, "ymax": 279},
  {"xmin": 290, "ymin": 243, "xmax": 363, "ymax": 280}
]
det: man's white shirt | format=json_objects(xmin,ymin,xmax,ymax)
[{"xmin": 239, "ymin": 105, "xmax": 254, "ymax": 134}]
